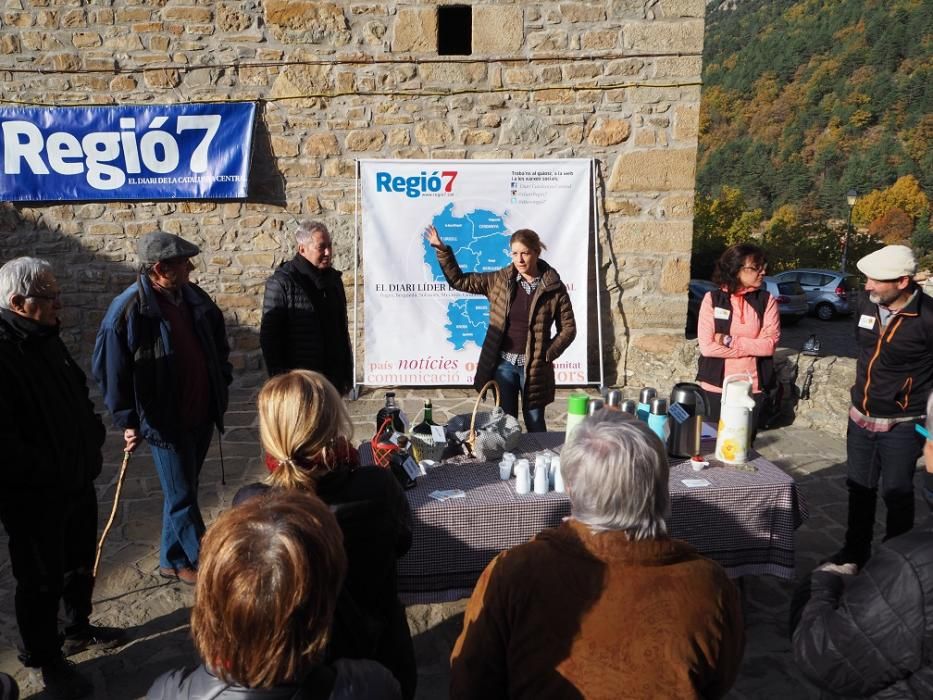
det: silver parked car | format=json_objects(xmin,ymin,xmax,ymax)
[
  {"xmin": 762, "ymin": 276, "xmax": 808, "ymax": 325},
  {"xmin": 772, "ymin": 269, "xmax": 857, "ymax": 320}
]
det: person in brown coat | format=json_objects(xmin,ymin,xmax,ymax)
[
  {"xmin": 450, "ymin": 411, "xmax": 745, "ymax": 700},
  {"xmin": 425, "ymin": 225, "xmax": 576, "ymax": 432}
]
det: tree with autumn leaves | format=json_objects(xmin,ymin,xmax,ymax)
[
  {"xmin": 692, "ymin": 176, "xmax": 931, "ymax": 278},
  {"xmin": 693, "ymin": 0, "xmax": 932, "ymax": 276},
  {"xmin": 853, "ymin": 176, "xmax": 932, "ymax": 268}
]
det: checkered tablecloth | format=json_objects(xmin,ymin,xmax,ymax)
[{"xmin": 360, "ymin": 433, "xmax": 808, "ymax": 602}]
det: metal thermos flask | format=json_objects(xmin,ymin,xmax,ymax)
[
  {"xmin": 606, "ymin": 390, "xmax": 623, "ymax": 409},
  {"xmin": 667, "ymin": 383, "xmax": 708, "ymax": 458},
  {"xmin": 619, "ymin": 399, "xmax": 638, "ymax": 415},
  {"xmin": 636, "ymin": 387, "xmax": 657, "ymax": 421},
  {"xmin": 647, "ymin": 398, "xmax": 669, "ymax": 442}
]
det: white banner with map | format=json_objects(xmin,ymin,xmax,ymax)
[{"xmin": 359, "ymin": 159, "xmax": 591, "ymax": 386}]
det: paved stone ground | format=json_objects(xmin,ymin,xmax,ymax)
[
  {"xmin": 779, "ymin": 312, "xmax": 856, "ymax": 360},
  {"xmin": 1, "ymin": 384, "xmax": 928, "ymax": 699}
]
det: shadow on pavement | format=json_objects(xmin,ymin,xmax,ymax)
[{"xmin": 77, "ymin": 607, "xmax": 194, "ymax": 699}]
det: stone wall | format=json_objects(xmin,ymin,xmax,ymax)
[
  {"xmin": 626, "ymin": 337, "xmax": 855, "ymax": 437},
  {"xmin": 0, "ymin": 0, "xmax": 706, "ymax": 387}
]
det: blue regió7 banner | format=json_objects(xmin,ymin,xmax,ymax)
[{"xmin": 0, "ymin": 102, "xmax": 256, "ymax": 201}]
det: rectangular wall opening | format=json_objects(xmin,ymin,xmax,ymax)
[{"xmin": 437, "ymin": 5, "xmax": 472, "ymax": 56}]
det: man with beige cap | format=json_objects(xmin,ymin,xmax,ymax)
[{"xmin": 829, "ymin": 244, "xmax": 933, "ymax": 570}]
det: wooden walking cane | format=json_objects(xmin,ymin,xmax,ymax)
[{"xmin": 93, "ymin": 450, "xmax": 132, "ymax": 578}]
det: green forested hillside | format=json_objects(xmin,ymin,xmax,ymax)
[{"xmin": 698, "ymin": 0, "xmax": 931, "ymax": 220}]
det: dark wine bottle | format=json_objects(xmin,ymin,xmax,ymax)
[
  {"xmin": 376, "ymin": 392, "xmax": 406, "ymax": 434},
  {"xmin": 412, "ymin": 399, "xmax": 437, "ymax": 435}
]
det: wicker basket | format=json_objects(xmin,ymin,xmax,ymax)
[{"xmin": 445, "ymin": 381, "xmax": 522, "ymax": 462}]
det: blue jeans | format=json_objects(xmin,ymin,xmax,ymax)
[
  {"xmin": 494, "ymin": 358, "xmax": 547, "ymax": 433},
  {"xmin": 150, "ymin": 423, "xmax": 214, "ymax": 569}
]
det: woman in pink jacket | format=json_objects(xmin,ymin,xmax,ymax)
[{"xmin": 696, "ymin": 243, "xmax": 780, "ymax": 441}]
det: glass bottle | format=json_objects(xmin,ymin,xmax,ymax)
[
  {"xmin": 412, "ymin": 399, "xmax": 437, "ymax": 435},
  {"xmin": 376, "ymin": 392, "xmax": 406, "ymax": 434}
]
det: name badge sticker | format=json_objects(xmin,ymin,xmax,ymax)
[
  {"xmin": 858, "ymin": 314, "xmax": 876, "ymax": 330},
  {"xmin": 402, "ymin": 456, "xmax": 422, "ymax": 480},
  {"xmin": 668, "ymin": 403, "xmax": 690, "ymax": 424},
  {"xmin": 713, "ymin": 307, "xmax": 731, "ymax": 320}
]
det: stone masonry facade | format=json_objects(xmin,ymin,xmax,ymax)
[{"xmin": 0, "ymin": 0, "xmax": 706, "ymax": 390}]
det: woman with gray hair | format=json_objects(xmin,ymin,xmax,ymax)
[{"xmin": 450, "ymin": 410, "xmax": 745, "ymax": 700}]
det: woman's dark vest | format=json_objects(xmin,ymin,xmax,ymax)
[{"xmin": 696, "ymin": 288, "xmax": 775, "ymax": 392}]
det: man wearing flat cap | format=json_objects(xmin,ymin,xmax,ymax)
[
  {"xmin": 93, "ymin": 232, "xmax": 231, "ymax": 585},
  {"xmin": 829, "ymin": 244, "xmax": 933, "ymax": 570}
]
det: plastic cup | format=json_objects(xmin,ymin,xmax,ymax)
[{"xmin": 514, "ymin": 460, "xmax": 531, "ymax": 494}]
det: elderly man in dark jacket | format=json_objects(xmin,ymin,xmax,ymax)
[
  {"xmin": 93, "ymin": 232, "xmax": 231, "ymax": 586},
  {"xmin": 792, "ymin": 393, "xmax": 933, "ymax": 697},
  {"xmin": 793, "ymin": 521, "xmax": 933, "ymax": 697},
  {"xmin": 0, "ymin": 257, "xmax": 123, "ymax": 699},
  {"xmin": 259, "ymin": 221, "xmax": 353, "ymax": 394}
]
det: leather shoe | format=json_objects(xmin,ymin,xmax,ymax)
[
  {"xmin": 62, "ymin": 625, "xmax": 126, "ymax": 657},
  {"xmin": 159, "ymin": 565, "xmax": 197, "ymax": 586}
]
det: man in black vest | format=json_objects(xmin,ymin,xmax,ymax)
[
  {"xmin": 259, "ymin": 221, "xmax": 353, "ymax": 394},
  {"xmin": 830, "ymin": 245, "xmax": 933, "ymax": 569}
]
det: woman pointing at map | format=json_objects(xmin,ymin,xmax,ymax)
[{"xmin": 425, "ymin": 225, "xmax": 576, "ymax": 432}]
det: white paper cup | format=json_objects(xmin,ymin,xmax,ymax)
[
  {"xmin": 514, "ymin": 462, "xmax": 531, "ymax": 494},
  {"xmin": 499, "ymin": 461, "xmax": 512, "ymax": 480}
]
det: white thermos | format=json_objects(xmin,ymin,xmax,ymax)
[{"xmin": 715, "ymin": 373, "xmax": 756, "ymax": 464}]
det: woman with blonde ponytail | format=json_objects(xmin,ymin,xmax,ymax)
[
  {"xmin": 234, "ymin": 370, "xmax": 416, "ymax": 700},
  {"xmin": 257, "ymin": 370, "xmax": 354, "ymax": 491}
]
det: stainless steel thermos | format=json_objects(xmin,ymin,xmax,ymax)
[{"xmin": 666, "ymin": 383, "xmax": 708, "ymax": 458}]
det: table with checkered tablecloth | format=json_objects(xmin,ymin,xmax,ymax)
[{"xmin": 361, "ymin": 432, "xmax": 808, "ymax": 603}]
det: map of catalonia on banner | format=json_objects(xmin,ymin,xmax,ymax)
[{"xmin": 360, "ymin": 159, "xmax": 591, "ymax": 387}]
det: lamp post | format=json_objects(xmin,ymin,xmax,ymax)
[{"xmin": 841, "ymin": 189, "xmax": 857, "ymax": 272}]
